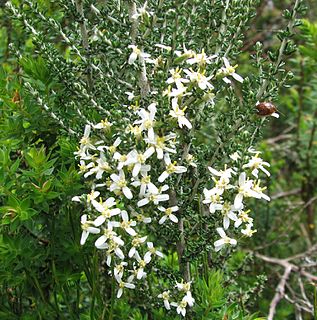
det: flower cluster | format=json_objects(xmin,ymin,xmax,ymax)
[
  {"xmin": 203, "ymin": 149, "xmax": 270, "ymax": 252},
  {"xmin": 73, "ymin": 43, "xmax": 266, "ymax": 317},
  {"xmin": 158, "ymin": 281, "xmax": 195, "ymax": 317}
]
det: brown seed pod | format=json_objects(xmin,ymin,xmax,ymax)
[{"xmin": 256, "ymin": 102, "xmax": 278, "ymax": 117}]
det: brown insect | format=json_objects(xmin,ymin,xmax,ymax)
[{"xmin": 256, "ymin": 101, "xmax": 279, "ymax": 118}]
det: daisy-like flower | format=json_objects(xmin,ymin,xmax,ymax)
[
  {"xmin": 87, "ymin": 190, "xmax": 100, "ymax": 203},
  {"xmin": 217, "ymin": 57, "xmax": 244, "ymax": 84},
  {"xmin": 131, "ymin": 1, "xmax": 153, "ymax": 20},
  {"xmin": 234, "ymin": 210, "xmax": 253, "ymax": 228},
  {"xmin": 104, "ymin": 137, "xmax": 122, "ymax": 154},
  {"xmin": 158, "ymin": 291, "xmax": 171, "ymax": 310},
  {"xmin": 116, "ymin": 278, "xmax": 136, "ymax": 298},
  {"xmin": 114, "ymin": 261, "xmax": 128, "ymax": 281},
  {"xmin": 131, "ymin": 211, "xmax": 152, "ymax": 224},
  {"xmin": 137, "ymin": 185, "xmax": 170, "ymax": 207},
  {"xmin": 94, "ymin": 118, "xmax": 112, "ymax": 131},
  {"xmin": 134, "ymin": 103, "xmax": 157, "ymax": 138},
  {"xmin": 144, "ymin": 132, "xmax": 177, "ymax": 159},
  {"xmin": 128, "ymin": 235, "xmax": 147, "ymax": 258},
  {"xmin": 171, "ymin": 298, "xmax": 188, "ymax": 317},
  {"xmin": 183, "ymin": 69, "xmax": 214, "ymax": 90},
  {"xmin": 94, "ymin": 222, "xmax": 124, "ymax": 248},
  {"xmin": 115, "ymin": 210, "xmax": 137, "ymax": 236},
  {"xmin": 166, "ymin": 83, "xmax": 189, "ymax": 98},
  {"xmin": 128, "ymin": 45, "xmax": 151, "ymax": 65},
  {"xmin": 158, "ymin": 154, "xmax": 187, "ymax": 182},
  {"xmin": 78, "ymin": 160, "xmax": 94, "ymax": 175},
  {"xmin": 176, "ymin": 280, "xmax": 191, "ymax": 293},
  {"xmin": 134, "ymin": 251, "xmax": 151, "ymax": 279},
  {"xmin": 144, "ymin": 242, "xmax": 164, "ymax": 261},
  {"xmin": 229, "ymin": 152, "xmax": 240, "ymax": 162},
  {"xmin": 126, "ymin": 147, "xmax": 155, "ymax": 177},
  {"xmin": 166, "ymin": 68, "xmax": 190, "ymax": 88},
  {"xmin": 80, "ymin": 214, "xmax": 100, "ymax": 245},
  {"xmin": 252, "ymin": 180, "xmax": 270, "ymax": 201},
  {"xmin": 221, "ymin": 202, "xmax": 238, "ymax": 230},
  {"xmin": 170, "ymin": 98, "xmax": 192, "ymax": 129},
  {"xmin": 131, "ymin": 171, "xmax": 157, "ymax": 196},
  {"xmin": 185, "ymin": 154, "xmax": 197, "ymax": 167},
  {"xmin": 158, "ymin": 206, "xmax": 179, "ymax": 224},
  {"xmin": 234, "ymin": 172, "xmax": 261, "ymax": 210},
  {"xmin": 186, "ymin": 49, "xmax": 216, "ymax": 66},
  {"xmin": 91, "ymin": 197, "xmax": 121, "ymax": 226},
  {"xmin": 86, "ymin": 153, "xmax": 111, "ymax": 179},
  {"xmin": 214, "ymin": 227, "xmax": 237, "ymax": 252},
  {"xmin": 110, "ymin": 170, "xmax": 133, "ymax": 199},
  {"xmin": 243, "ymin": 153, "xmax": 270, "ymax": 178},
  {"xmin": 203, "ymin": 188, "xmax": 223, "ymax": 213},
  {"xmin": 241, "ymin": 224, "xmax": 257, "ymax": 237},
  {"xmin": 78, "ymin": 125, "xmax": 96, "ymax": 152}
]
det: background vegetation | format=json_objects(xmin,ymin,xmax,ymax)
[{"xmin": 0, "ymin": 0, "xmax": 316, "ymax": 319}]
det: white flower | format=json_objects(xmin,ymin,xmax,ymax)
[
  {"xmin": 183, "ymin": 69, "xmax": 213, "ymax": 90},
  {"xmin": 186, "ymin": 49, "xmax": 216, "ymax": 66},
  {"xmin": 134, "ymin": 103, "xmax": 157, "ymax": 138},
  {"xmin": 234, "ymin": 172, "xmax": 261, "ymax": 209},
  {"xmin": 131, "ymin": 1, "xmax": 153, "ymax": 20},
  {"xmin": 185, "ymin": 154, "xmax": 197, "ymax": 167},
  {"xmin": 126, "ymin": 147, "xmax": 155, "ymax": 177},
  {"xmin": 131, "ymin": 211, "xmax": 152, "ymax": 224},
  {"xmin": 203, "ymin": 188, "xmax": 223, "ymax": 213},
  {"xmin": 137, "ymin": 185, "xmax": 170, "ymax": 207},
  {"xmin": 80, "ymin": 214, "xmax": 100, "ymax": 245},
  {"xmin": 93, "ymin": 118, "xmax": 112, "ymax": 131},
  {"xmin": 104, "ymin": 137, "xmax": 122, "ymax": 154},
  {"xmin": 184, "ymin": 291, "xmax": 195, "ymax": 307},
  {"xmin": 117, "ymin": 211, "xmax": 137, "ymax": 236},
  {"xmin": 91, "ymin": 198, "xmax": 121, "ymax": 226},
  {"xmin": 166, "ymin": 68, "xmax": 190, "ymax": 88},
  {"xmin": 131, "ymin": 171, "xmax": 158, "ymax": 196},
  {"xmin": 170, "ymin": 98, "xmax": 192, "ymax": 129},
  {"xmin": 171, "ymin": 298, "xmax": 188, "ymax": 317},
  {"xmin": 229, "ymin": 152, "xmax": 240, "ymax": 162},
  {"xmin": 234, "ymin": 210, "xmax": 253, "ymax": 228},
  {"xmin": 208, "ymin": 165, "xmax": 235, "ymax": 179},
  {"xmin": 241, "ymin": 224, "xmax": 257, "ymax": 237},
  {"xmin": 144, "ymin": 242, "xmax": 164, "ymax": 261},
  {"xmin": 252, "ymin": 180, "xmax": 270, "ymax": 201},
  {"xmin": 218, "ymin": 57, "xmax": 244, "ymax": 83},
  {"xmin": 214, "ymin": 227, "xmax": 237, "ymax": 252},
  {"xmin": 87, "ymin": 190, "xmax": 100, "ymax": 203},
  {"xmin": 158, "ymin": 154, "xmax": 187, "ymax": 182},
  {"xmin": 125, "ymin": 91, "xmax": 135, "ymax": 101},
  {"xmin": 86, "ymin": 153, "xmax": 111, "ymax": 179},
  {"xmin": 128, "ymin": 45, "xmax": 150, "ymax": 65},
  {"xmin": 114, "ymin": 261, "xmax": 128, "ymax": 281},
  {"xmin": 158, "ymin": 206, "xmax": 179, "ymax": 224},
  {"xmin": 158, "ymin": 291, "xmax": 171, "ymax": 310},
  {"xmin": 110, "ymin": 170, "xmax": 133, "ymax": 199},
  {"xmin": 176, "ymin": 281, "xmax": 191, "ymax": 292},
  {"xmin": 134, "ymin": 251, "xmax": 151, "ymax": 279},
  {"xmin": 95, "ymin": 222, "xmax": 124, "ymax": 248},
  {"xmin": 144, "ymin": 132, "xmax": 177, "ymax": 159},
  {"xmin": 116, "ymin": 278, "xmax": 135, "ymax": 298},
  {"xmin": 128, "ymin": 235, "xmax": 147, "ymax": 258},
  {"xmin": 166, "ymin": 83, "xmax": 189, "ymax": 98},
  {"xmin": 78, "ymin": 125, "xmax": 96, "ymax": 152},
  {"xmin": 243, "ymin": 153, "xmax": 270, "ymax": 178},
  {"xmin": 221, "ymin": 202, "xmax": 238, "ymax": 230}
]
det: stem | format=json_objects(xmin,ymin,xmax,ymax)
[
  {"xmin": 257, "ymin": 0, "xmax": 301, "ymax": 100},
  {"xmin": 75, "ymin": 0, "xmax": 93, "ymax": 90}
]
